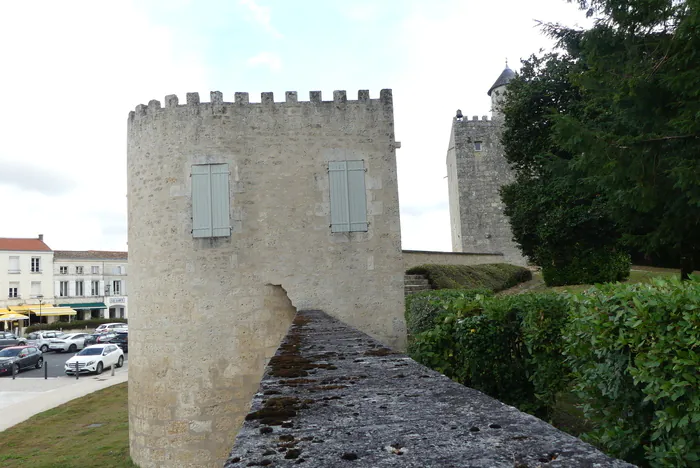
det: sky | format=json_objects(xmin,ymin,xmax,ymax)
[{"xmin": 0, "ymin": 0, "xmax": 591, "ymax": 252}]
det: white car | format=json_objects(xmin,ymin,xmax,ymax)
[
  {"xmin": 64, "ymin": 344, "xmax": 124, "ymax": 375},
  {"xmin": 48, "ymin": 333, "xmax": 89, "ymax": 353},
  {"xmin": 25, "ymin": 331, "xmax": 66, "ymax": 353},
  {"xmin": 95, "ymin": 323, "xmax": 128, "ymax": 334}
]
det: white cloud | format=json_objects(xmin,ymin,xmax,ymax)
[
  {"xmin": 247, "ymin": 52, "xmax": 283, "ymax": 72},
  {"xmin": 239, "ymin": 0, "xmax": 282, "ymax": 38}
]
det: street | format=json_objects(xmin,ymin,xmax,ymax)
[{"xmin": 2, "ymin": 349, "xmax": 129, "ymax": 379}]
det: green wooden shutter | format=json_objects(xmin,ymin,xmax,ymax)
[
  {"xmin": 329, "ymin": 161, "xmax": 350, "ymax": 232},
  {"xmin": 192, "ymin": 165, "xmax": 213, "ymax": 238},
  {"xmin": 346, "ymin": 160, "xmax": 368, "ymax": 231},
  {"xmin": 329, "ymin": 160, "xmax": 368, "ymax": 233},
  {"xmin": 192, "ymin": 164, "xmax": 231, "ymax": 238},
  {"xmin": 210, "ymin": 164, "xmax": 231, "ymax": 237}
]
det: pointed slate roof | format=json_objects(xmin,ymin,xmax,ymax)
[{"xmin": 487, "ymin": 65, "xmax": 515, "ymax": 96}]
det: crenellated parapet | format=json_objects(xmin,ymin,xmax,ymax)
[
  {"xmin": 454, "ymin": 114, "xmax": 492, "ymax": 124},
  {"xmin": 128, "ymin": 89, "xmax": 393, "ymax": 122}
]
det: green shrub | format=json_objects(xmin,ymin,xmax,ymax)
[
  {"xmin": 540, "ymin": 248, "xmax": 631, "ymax": 286},
  {"xmin": 410, "ymin": 292, "xmax": 570, "ymax": 418},
  {"xmin": 565, "ymin": 276, "xmax": 700, "ymax": 466},
  {"xmin": 25, "ymin": 318, "xmax": 127, "ymax": 334},
  {"xmin": 406, "ymin": 263, "xmax": 532, "ymax": 291},
  {"xmin": 405, "ymin": 289, "xmax": 491, "ymax": 337}
]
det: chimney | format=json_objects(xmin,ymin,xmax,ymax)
[{"xmin": 38, "ymin": 234, "xmax": 44, "ymax": 241}]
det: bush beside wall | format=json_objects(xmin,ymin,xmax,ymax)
[
  {"xmin": 565, "ymin": 276, "xmax": 700, "ymax": 466},
  {"xmin": 25, "ymin": 318, "xmax": 127, "ymax": 334},
  {"xmin": 407, "ymin": 276, "xmax": 700, "ymax": 467},
  {"xmin": 406, "ymin": 263, "xmax": 532, "ymax": 291}
]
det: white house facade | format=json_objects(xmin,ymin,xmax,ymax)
[
  {"xmin": 0, "ymin": 235, "xmax": 55, "ymax": 322},
  {"xmin": 53, "ymin": 250, "xmax": 128, "ymax": 320}
]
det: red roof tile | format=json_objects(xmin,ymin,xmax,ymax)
[{"xmin": 0, "ymin": 238, "xmax": 52, "ymax": 252}]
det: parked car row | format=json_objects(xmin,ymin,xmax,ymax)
[{"xmin": 0, "ymin": 332, "xmax": 27, "ymax": 350}]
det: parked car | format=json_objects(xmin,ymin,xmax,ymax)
[
  {"xmin": 0, "ymin": 346, "xmax": 43, "ymax": 376},
  {"xmin": 95, "ymin": 323, "xmax": 128, "ymax": 334},
  {"xmin": 48, "ymin": 333, "xmax": 89, "ymax": 353},
  {"xmin": 25, "ymin": 331, "xmax": 66, "ymax": 353},
  {"xmin": 0, "ymin": 332, "xmax": 27, "ymax": 350},
  {"xmin": 65, "ymin": 344, "xmax": 124, "ymax": 375},
  {"xmin": 107, "ymin": 332, "xmax": 128, "ymax": 353},
  {"xmin": 83, "ymin": 333, "xmax": 102, "ymax": 347}
]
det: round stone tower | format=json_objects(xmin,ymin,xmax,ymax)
[
  {"xmin": 127, "ymin": 90, "xmax": 406, "ymax": 467},
  {"xmin": 487, "ymin": 63, "xmax": 515, "ymax": 119}
]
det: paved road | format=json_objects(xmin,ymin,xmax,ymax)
[{"xmin": 3, "ymin": 350, "xmax": 129, "ymax": 379}]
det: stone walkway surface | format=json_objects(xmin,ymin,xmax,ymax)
[
  {"xmin": 0, "ymin": 365, "xmax": 128, "ymax": 432},
  {"xmin": 227, "ymin": 310, "xmax": 635, "ymax": 468}
]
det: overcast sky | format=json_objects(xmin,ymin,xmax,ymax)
[{"xmin": 0, "ymin": 0, "xmax": 589, "ymax": 252}]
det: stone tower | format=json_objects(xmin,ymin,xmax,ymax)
[
  {"xmin": 126, "ymin": 90, "xmax": 406, "ymax": 467},
  {"xmin": 446, "ymin": 65, "xmax": 526, "ymax": 265}
]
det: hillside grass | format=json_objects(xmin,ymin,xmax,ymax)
[{"xmin": 0, "ymin": 383, "xmax": 135, "ymax": 468}]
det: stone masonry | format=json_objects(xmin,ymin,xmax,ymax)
[
  {"xmin": 127, "ymin": 90, "xmax": 406, "ymax": 467},
  {"xmin": 447, "ymin": 66, "xmax": 527, "ymax": 265},
  {"xmin": 227, "ymin": 310, "xmax": 635, "ymax": 468}
]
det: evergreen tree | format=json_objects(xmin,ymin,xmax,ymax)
[{"xmin": 551, "ymin": 0, "xmax": 700, "ymax": 278}]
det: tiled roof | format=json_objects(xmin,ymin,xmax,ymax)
[
  {"xmin": 53, "ymin": 250, "xmax": 128, "ymax": 260},
  {"xmin": 0, "ymin": 238, "xmax": 52, "ymax": 252}
]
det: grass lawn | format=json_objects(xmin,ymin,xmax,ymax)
[
  {"xmin": 0, "ymin": 383, "xmax": 135, "ymax": 468},
  {"xmin": 498, "ymin": 266, "xmax": 681, "ymax": 295}
]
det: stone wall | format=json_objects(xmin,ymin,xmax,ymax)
[
  {"xmin": 227, "ymin": 310, "xmax": 635, "ymax": 468},
  {"xmin": 446, "ymin": 114, "xmax": 526, "ymax": 265},
  {"xmin": 403, "ymin": 249, "xmax": 504, "ymax": 270},
  {"xmin": 127, "ymin": 90, "xmax": 407, "ymax": 467}
]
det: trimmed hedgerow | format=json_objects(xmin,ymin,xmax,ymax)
[
  {"xmin": 540, "ymin": 247, "xmax": 631, "ymax": 287},
  {"xmin": 409, "ymin": 292, "xmax": 570, "ymax": 419},
  {"xmin": 405, "ymin": 289, "xmax": 492, "ymax": 337},
  {"xmin": 25, "ymin": 318, "xmax": 127, "ymax": 334},
  {"xmin": 565, "ymin": 276, "xmax": 700, "ymax": 466},
  {"xmin": 406, "ymin": 263, "xmax": 532, "ymax": 291}
]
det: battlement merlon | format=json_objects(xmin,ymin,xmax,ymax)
[{"xmin": 128, "ymin": 89, "xmax": 393, "ymax": 121}]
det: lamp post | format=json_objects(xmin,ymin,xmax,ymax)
[{"xmin": 37, "ymin": 294, "xmax": 44, "ymax": 325}]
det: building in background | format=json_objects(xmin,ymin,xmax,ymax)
[
  {"xmin": 446, "ymin": 65, "xmax": 526, "ymax": 265},
  {"xmin": 0, "ymin": 236, "xmax": 56, "ymax": 325},
  {"xmin": 53, "ymin": 250, "xmax": 128, "ymax": 320}
]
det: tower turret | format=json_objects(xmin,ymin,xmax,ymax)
[{"xmin": 487, "ymin": 62, "xmax": 515, "ymax": 118}]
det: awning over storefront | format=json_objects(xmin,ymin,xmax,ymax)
[
  {"xmin": 56, "ymin": 302, "xmax": 107, "ymax": 310},
  {"xmin": 8, "ymin": 305, "xmax": 37, "ymax": 312},
  {"xmin": 29, "ymin": 307, "xmax": 77, "ymax": 316},
  {"xmin": 0, "ymin": 313, "xmax": 30, "ymax": 321},
  {"xmin": 0, "ymin": 308, "xmax": 11, "ymax": 315}
]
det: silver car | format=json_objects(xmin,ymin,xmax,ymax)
[
  {"xmin": 48, "ymin": 333, "xmax": 88, "ymax": 353},
  {"xmin": 25, "ymin": 331, "xmax": 66, "ymax": 353}
]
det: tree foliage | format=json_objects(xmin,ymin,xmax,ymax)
[
  {"xmin": 500, "ymin": 53, "xmax": 629, "ymax": 285},
  {"xmin": 550, "ymin": 0, "xmax": 700, "ymax": 277}
]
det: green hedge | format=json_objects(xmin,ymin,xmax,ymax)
[
  {"xmin": 407, "ymin": 276, "xmax": 700, "ymax": 467},
  {"xmin": 565, "ymin": 276, "xmax": 700, "ymax": 466},
  {"xmin": 405, "ymin": 289, "xmax": 492, "ymax": 337},
  {"xmin": 25, "ymin": 318, "xmax": 127, "ymax": 334},
  {"xmin": 409, "ymin": 292, "xmax": 570, "ymax": 418},
  {"xmin": 541, "ymin": 248, "xmax": 631, "ymax": 286},
  {"xmin": 406, "ymin": 263, "xmax": 532, "ymax": 291}
]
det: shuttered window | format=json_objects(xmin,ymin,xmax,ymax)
[
  {"xmin": 329, "ymin": 160, "xmax": 368, "ymax": 233},
  {"xmin": 191, "ymin": 164, "xmax": 231, "ymax": 238}
]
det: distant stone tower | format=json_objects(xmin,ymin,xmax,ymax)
[
  {"xmin": 446, "ymin": 65, "xmax": 526, "ymax": 265},
  {"xmin": 127, "ymin": 90, "xmax": 406, "ymax": 467}
]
